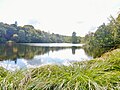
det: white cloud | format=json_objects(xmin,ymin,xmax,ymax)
[{"xmin": 0, "ymin": 0, "xmax": 120, "ymax": 36}]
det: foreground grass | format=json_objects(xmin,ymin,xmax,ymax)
[{"xmin": 0, "ymin": 49, "xmax": 120, "ymax": 90}]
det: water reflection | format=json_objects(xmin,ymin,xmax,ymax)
[
  {"xmin": 83, "ymin": 45, "xmax": 112, "ymax": 58},
  {"xmin": 0, "ymin": 44, "xmax": 71, "ymax": 61},
  {"xmin": 0, "ymin": 43, "xmax": 92, "ymax": 70},
  {"xmin": 72, "ymin": 46, "xmax": 77, "ymax": 54}
]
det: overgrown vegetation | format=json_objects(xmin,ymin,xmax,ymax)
[{"xmin": 0, "ymin": 48, "xmax": 120, "ymax": 90}]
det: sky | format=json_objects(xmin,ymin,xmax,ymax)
[{"xmin": 0, "ymin": 0, "xmax": 120, "ymax": 36}]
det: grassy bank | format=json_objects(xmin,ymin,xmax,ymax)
[{"xmin": 0, "ymin": 49, "xmax": 120, "ymax": 90}]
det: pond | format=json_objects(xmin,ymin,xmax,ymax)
[{"xmin": 0, "ymin": 43, "xmax": 93, "ymax": 71}]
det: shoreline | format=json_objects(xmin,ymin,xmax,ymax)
[{"xmin": 0, "ymin": 48, "xmax": 120, "ymax": 89}]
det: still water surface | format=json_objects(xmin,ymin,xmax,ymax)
[{"xmin": 0, "ymin": 43, "xmax": 92, "ymax": 71}]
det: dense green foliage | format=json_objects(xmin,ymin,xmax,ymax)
[
  {"xmin": 0, "ymin": 22, "xmax": 78, "ymax": 43},
  {"xmin": 0, "ymin": 48, "xmax": 120, "ymax": 90},
  {"xmin": 83, "ymin": 14, "xmax": 120, "ymax": 48}
]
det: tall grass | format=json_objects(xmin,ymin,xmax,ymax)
[{"xmin": 0, "ymin": 49, "xmax": 120, "ymax": 90}]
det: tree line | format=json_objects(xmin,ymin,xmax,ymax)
[
  {"xmin": 0, "ymin": 22, "xmax": 80, "ymax": 43},
  {"xmin": 83, "ymin": 14, "xmax": 120, "ymax": 48}
]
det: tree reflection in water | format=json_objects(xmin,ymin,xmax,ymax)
[
  {"xmin": 0, "ymin": 43, "xmax": 82, "ymax": 64},
  {"xmin": 83, "ymin": 45, "xmax": 112, "ymax": 58}
]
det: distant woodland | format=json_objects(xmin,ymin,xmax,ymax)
[
  {"xmin": 0, "ymin": 22, "xmax": 80, "ymax": 43},
  {"xmin": 0, "ymin": 14, "xmax": 120, "ymax": 46}
]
